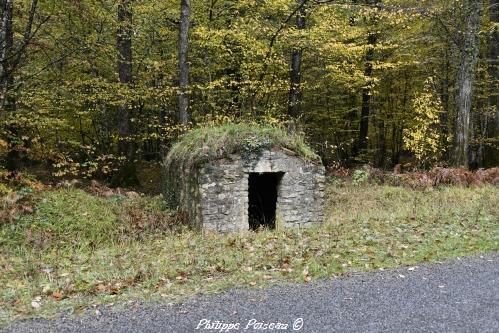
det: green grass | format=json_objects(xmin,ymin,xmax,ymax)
[
  {"xmin": 165, "ymin": 123, "xmax": 320, "ymax": 170},
  {"xmin": 1, "ymin": 189, "xmax": 175, "ymax": 249},
  {"xmin": 0, "ymin": 184, "xmax": 498, "ymax": 325}
]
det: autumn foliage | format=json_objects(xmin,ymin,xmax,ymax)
[{"xmin": 0, "ymin": 0, "xmax": 497, "ymax": 179}]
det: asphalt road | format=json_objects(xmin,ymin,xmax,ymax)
[{"xmin": 2, "ymin": 254, "xmax": 498, "ymax": 333}]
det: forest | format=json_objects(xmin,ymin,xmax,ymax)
[
  {"xmin": 1, "ymin": 0, "xmax": 499, "ymax": 326},
  {"xmin": 0, "ymin": 0, "xmax": 498, "ymax": 182}
]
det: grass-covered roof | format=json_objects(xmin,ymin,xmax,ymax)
[{"xmin": 165, "ymin": 123, "xmax": 320, "ymax": 169}]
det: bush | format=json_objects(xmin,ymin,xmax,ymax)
[{"xmin": 352, "ymin": 169, "xmax": 370, "ymax": 185}]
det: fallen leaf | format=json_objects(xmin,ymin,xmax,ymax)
[
  {"xmin": 31, "ymin": 300, "xmax": 41, "ymax": 309},
  {"xmin": 303, "ymin": 266, "xmax": 311, "ymax": 282},
  {"xmin": 20, "ymin": 205, "xmax": 33, "ymax": 213},
  {"xmin": 125, "ymin": 191, "xmax": 139, "ymax": 198},
  {"xmin": 52, "ymin": 291, "xmax": 63, "ymax": 301},
  {"xmin": 96, "ymin": 284, "xmax": 107, "ymax": 292}
]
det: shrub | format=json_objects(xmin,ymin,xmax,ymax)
[{"xmin": 352, "ymin": 169, "xmax": 370, "ymax": 185}]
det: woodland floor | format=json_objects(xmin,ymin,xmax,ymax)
[{"xmin": 0, "ymin": 169, "xmax": 498, "ymax": 326}]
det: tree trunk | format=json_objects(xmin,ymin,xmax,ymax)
[
  {"xmin": 0, "ymin": 0, "xmax": 14, "ymax": 112},
  {"xmin": 356, "ymin": 29, "xmax": 377, "ymax": 157},
  {"xmin": 288, "ymin": 0, "xmax": 306, "ymax": 118},
  {"xmin": 1, "ymin": 0, "xmax": 40, "ymax": 171},
  {"xmin": 439, "ymin": 47, "xmax": 451, "ymax": 160},
  {"xmin": 490, "ymin": 0, "xmax": 498, "ymax": 119},
  {"xmin": 117, "ymin": 0, "xmax": 133, "ymax": 158},
  {"xmin": 454, "ymin": 0, "xmax": 483, "ymax": 168},
  {"xmin": 485, "ymin": 0, "xmax": 499, "ymax": 166},
  {"xmin": 375, "ymin": 114, "xmax": 386, "ymax": 168},
  {"xmin": 1, "ymin": 0, "xmax": 20, "ymax": 171},
  {"xmin": 178, "ymin": 0, "xmax": 190, "ymax": 125},
  {"xmin": 113, "ymin": 0, "xmax": 138, "ymax": 186}
]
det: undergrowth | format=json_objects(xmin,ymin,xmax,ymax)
[{"xmin": 0, "ymin": 189, "xmax": 180, "ymax": 250}]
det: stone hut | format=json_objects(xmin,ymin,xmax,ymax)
[{"xmin": 163, "ymin": 124, "xmax": 325, "ymax": 233}]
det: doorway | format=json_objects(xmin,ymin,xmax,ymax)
[{"xmin": 248, "ymin": 172, "xmax": 284, "ymax": 230}]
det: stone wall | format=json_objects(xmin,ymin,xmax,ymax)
[{"xmin": 166, "ymin": 148, "xmax": 325, "ymax": 233}]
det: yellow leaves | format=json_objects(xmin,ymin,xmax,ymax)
[
  {"xmin": 403, "ymin": 77, "xmax": 446, "ymax": 165},
  {"xmin": 0, "ymin": 138, "xmax": 7, "ymax": 154}
]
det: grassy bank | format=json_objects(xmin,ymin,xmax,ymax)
[{"xmin": 1, "ymin": 184, "xmax": 498, "ymax": 325}]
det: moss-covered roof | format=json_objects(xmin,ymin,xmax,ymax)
[{"xmin": 165, "ymin": 123, "xmax": 320, "ymax": 169}]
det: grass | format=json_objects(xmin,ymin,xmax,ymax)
[
  {"xmin": 165, "ymin": 123, "xmax": 320, "ymax": 170},
  {"xmin": 0, "ymin": 183, "xmax": 498, "ymax": 326},
  {"xmin": 1, "ymin": 189, "xmax": 176, "ymax": 249}
]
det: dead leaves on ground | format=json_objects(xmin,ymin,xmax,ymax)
[{"xmin": 327, "ymin": 166, "xmax": 499, "ymax": 188}]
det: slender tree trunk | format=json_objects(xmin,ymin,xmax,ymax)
[
  {"xmin": 1, "ymin": 0, "xmax": 37, "ymax": 112},
  {"xmin": 117, "ymin": 0, "xmax": 133, "ymax": 159},
  {"xmin": 392, "ymin": 71, "xmax": 408, "ymax": 165},
  {"xmin": 490, "ymin": 0, "xmax": 498, "ymax": 118},
  {"xmin": 375, "ymin": 113, "xmax": 386, "ymax": 167},
  {"xmin": 0, "ymin": 0, "xmax": 14, "ymax": 112},
  {"xmin": 356, "ymin": 30, "xmax": 377, "ymax": 156},
  {"xmin": 353, "ymin": 0, "xmax": 380, "ymax": 159},
  {"xmin": 1, "ymin": 0, "xmax": 39, "ymax": 171},
  {"xmin": 454, "ymin": 0, "xmax": 483, "ymax": 168},
  {"xmin": 288, "ymin": 0, "xmax": 306, "ymax": 118},
  {"xmin": 113, "ymin": 0, "xmax": 138, "ymax": 186},
  {"xmin": 178, "ymin": 0, "xmax": 190, "ymax": 125},
  {"xmin": 440, "ymin": 48, "xmax": 451, "ymax": 151},
  {"xmin": 1, "ymin": 0, "xmax": 20, "ymax": 171}
]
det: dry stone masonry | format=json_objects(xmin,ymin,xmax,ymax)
[{"xmin": 164, "ymin": 135, "xmax": 325, "ymax": 233}]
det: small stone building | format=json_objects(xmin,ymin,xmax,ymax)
[{"xmin": 163, "ymin": 125, "xmax": 325, "ymax": 233}]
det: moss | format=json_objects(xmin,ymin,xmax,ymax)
[{"xmin": 164, "ymin": 123, "xmax": 320, "ymax": 170}]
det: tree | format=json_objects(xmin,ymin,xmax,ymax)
[
  {"xmin": 0, "ymin": 0, "xmax": 14, "ymax": 112},
  {"xmin": 403, "ymin": 77, "xmax": 446, "ymax": 167},
  {"xmin": 0, "ymin": 0, "xmax": 497, "ymax": 176},
  {"xmin": 113, "ymin": 0, "xmax": 139, "ymax": 185},
  {"xmin": 117, "ymin": 0, "xmax": 133, "ymax": 159},
  {"xmin": 485, "ymin": 0, "xmax": 499, "ymax": 166},
  {"xmin": 454, "ymin": 0, "xmax": 484, "ymax": 168},
  {"xmin": 178, "ymin": 0, "xmax": 190, "ymax": 125},
  {"xmin": 1, "ymin": 0, "xmax": 41, "ymax": 171},
  {"xmin": 355, "ymin": 0, "xmax": 380, "ymax": 159},
  {"xmin": 288, "ymin": 0, "xmax": 307, "ymax": 118}
]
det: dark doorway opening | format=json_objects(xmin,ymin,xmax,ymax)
[{"xmin": 248, "ymin": 172, "xmax": 284, "ymax": 230}]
